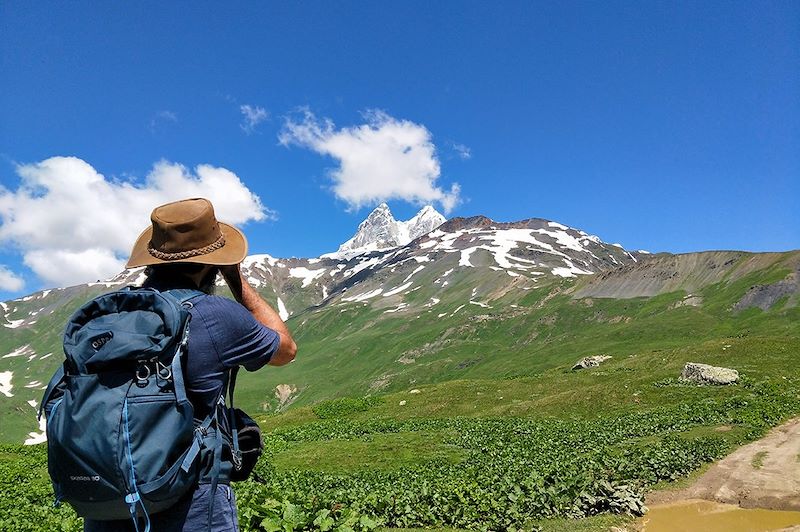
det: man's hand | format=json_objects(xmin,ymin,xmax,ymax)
[{"xmin": 220, "ymin": 264, "xmax": 244, "ymax": 303}]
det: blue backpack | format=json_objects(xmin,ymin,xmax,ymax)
[{"xmin": 40, "ymin": 287, "xmax": 227, "ymax": 531}]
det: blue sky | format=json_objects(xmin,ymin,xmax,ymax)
[{"xmin": 1, "ymin": 1, "xmax": 798, "ymax": 296}]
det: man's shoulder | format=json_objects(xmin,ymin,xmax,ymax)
[{"xmin": 192, "ymin": 294, "xmax": 245, "ymax": 312}]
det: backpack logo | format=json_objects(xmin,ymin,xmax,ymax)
[
  {"xmin": 90, "ymin": 332, "xmax": 113, "ymax": 350},
  {"xmin": 70, "ymin": 475, "xmax": 101, "ymax": 482}
]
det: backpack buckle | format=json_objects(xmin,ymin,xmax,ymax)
[
  {"xmin": 135, "ymin": 364, "xmax": 151, "ymax": 382},
  {"xmin": 157, "ymin": 362, "xmax": 172, "ymax": 381}
]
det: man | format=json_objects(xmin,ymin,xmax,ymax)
[{"xmin": 84, "ymin": 197, "xmax": 297, "ymax": 531}]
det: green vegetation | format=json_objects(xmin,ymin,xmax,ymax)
[
  {"xmin": 312, "ymin": 396, "xmax": 384, "ymax": 419},
  {"xmin": 272, "ymin": 431, "xmax": 465, "ymax": 473},
  {"xmin": 751, "ymin": 451, "xmax": 768, "ymax": 469},
  {"xmin": 4, "ymin": 374, "xmax": 798, "ymax": 531},
  {"xmin": 1, "ymin": 250, "xmax": 798, "ymax": 529},
  {"xmin": 0, "ymin": 446, "xmax": 81, "ymax": 532}
]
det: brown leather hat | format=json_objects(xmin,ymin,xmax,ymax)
[{"xmin": 126, "ymin": 198, "xmax": 248, "ymax": 268}]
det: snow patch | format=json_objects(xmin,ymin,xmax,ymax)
[
  {"xmin": 403, "ymin": 265, "xmax": 425, "ymax": 283},
  {"xmin": 244, "ymin": 254, "xmax": 281, "ymax": 267},
  {"xmin": 277, "ymin": 298, "xmax": 290, "ymax": 321},
  {"xmin": 24, "ymin": 416, "xmax": 47, "ymax": 445},
  {"xmin": 289, "ymin": 266, "xmax": 327, "ymax": 288},
  {"xmin": 532, "ymin": 228, "xmax": 586, "ymax": 252},
  {"xmin": 459, "ymin": 248, "xmax": 477, "ymax": 267},
  {"xmin": 3, "ymin": 318, "xmax": 25, "ymax": 329},
  {"xmin": 383, "ymin": 282, "xmax": 413, "ymax": 297},
  {"xmin": 343, "ymin": 288, "xmax": 383, "ymax": 302},
  {"xmin": 3, "ymin": 345, "xmax": 34, "ymax": 359},
  {"xmin": 551, "ymin": 260, "xmax": 593, "ymax": 278},
  {"xmin": 0, "ymin": 371, "xmax": 12, "ymax": 397},
  {"xmin": 343, "ymin": 256, "xmax": 383, "ymax": 278}
]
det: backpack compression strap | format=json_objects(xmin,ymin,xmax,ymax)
[
  {"xmin": 227, "ymin": 367, "xmax": 242, "ymax": 469},
  {"xmin": 38, "ymin": 362, "xmax": 66, "ymax": 420}
]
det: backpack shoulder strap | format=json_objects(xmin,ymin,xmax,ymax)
[{"xmin": 227, "ymin": 367, "xmax": 242, "ymax": 468}]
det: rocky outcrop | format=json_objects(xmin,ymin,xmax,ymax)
[
  {"xmin": 572, "ymin": 355, "xmax": 612, "ymax": 370},
  {"xmin": 274, "ymin": 384, "xmax": 298, "ymax": 410},
  {"xmin": 733, "ymin": 270, "xmax": 798, "ymax": 312},
  {"xmin": 680, "ymin": 363, "xmax": 739, "ymax": 385}
]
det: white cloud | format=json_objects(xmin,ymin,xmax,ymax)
[
  {"xmin": 279, "ymin": 109, "xmax": 461, "ymax": 213},
  {"xmin": 452, "ymin": 142, "xmax": 472, "ymax": 160},
  {"xmin": 149, "ymin": 110, "xmax": 178, "ymax": 132},
  {"xmin": 240, "ymin": 104, "xmax": 269, "ymax": 134},
  {"xmin": 0, "ymin": 265, "xmax": 24, "ymax": 291},
  {"xmin": 0, "ymin": 156, "xmax": 271, "ymax": 287}
]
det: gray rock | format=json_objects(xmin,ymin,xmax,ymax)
[
  {"xmin": 680, "ymin": 362, "xmax": 739, "ymax": 385},
  {"xmin": 733, "ymin": 273, "xmax": 798, "ymax": 312},
  {"xmin": 572, "ymin": 355, "xmax": 612, "ymax": 370}
]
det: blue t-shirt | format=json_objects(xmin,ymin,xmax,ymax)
[
  {"xmin": 84, "ymin": 290, "xmax": 280, "ymax": 532},
  {"xmin": 184, "ymin": 294, "xmax": 281, "ymax": 419}
]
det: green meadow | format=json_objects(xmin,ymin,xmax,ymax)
[{"xmin": 1, "ymin": 253, "xmax": 799, "ymax": 530}]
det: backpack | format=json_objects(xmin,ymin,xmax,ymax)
[{"xmin": 39, "ymin": 286, "xmax": 227, "ymax": 531}]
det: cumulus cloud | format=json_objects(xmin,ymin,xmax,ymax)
[
  {"xmin": 0, "ymin": 157, "xmax": 270, "ymax": 287},
  {"xmin": 240, "ymin": 104, "xmax": 269, "ymax": 134},
  {"xmin": 0, "ymin": 265, "xmax": 24, "ymax": 291},
  {"xmin": 279, "ymin": 109, "xmax": 461, "ymax": 213}
]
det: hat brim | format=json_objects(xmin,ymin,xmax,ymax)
[{"xmin": 125, "ymin": 222, "xmax": 248, "ymax": 268}]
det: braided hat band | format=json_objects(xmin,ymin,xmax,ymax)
[{"xmin": 147, "ymin": 233, "xmax": 226, "ymax": 260}]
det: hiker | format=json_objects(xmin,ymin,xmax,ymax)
[{"xmin": 82, "ymin": 197, "xmax": 297, "ymax": 531}]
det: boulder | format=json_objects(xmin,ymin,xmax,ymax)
[
  {"xmin": 572, "ymin": 355, "xmax": 612, "ymax": 370},
  {"xmin": 680, "ymin": 362, "xmax": 739, "ymax": 385}
]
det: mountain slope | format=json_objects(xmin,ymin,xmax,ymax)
[{"xmin": 1, "ymin": 211, "xmax": 798, "ymax": 444}]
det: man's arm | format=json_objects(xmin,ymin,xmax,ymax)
[{"xmin": 220, "ymin": 264, "xmax": 297, "ymax": 366}]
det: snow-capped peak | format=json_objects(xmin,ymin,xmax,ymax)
[
  {"xmin": 405, "ymin": 205, "xmax": 447, "ymax": 241},
  {"xmin": 325, "ymin": 204, "xmax": 446, "ymax": 259}
]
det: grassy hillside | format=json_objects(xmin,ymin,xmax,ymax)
[
  {"xmin": 233, "ymin": 251, "xmax": 799, "ymax": 414},
  {"xmin": 3, "ymin": 332, "xmax": 798, "ymax": 530},
  {"xmin": 1, "ymin": 248, "xmax": 798, "ymax": 530}
]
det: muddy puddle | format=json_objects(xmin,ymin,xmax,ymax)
[{"xmin": 642, "ymin": 499, "xmax": 800, "ymax": 531}]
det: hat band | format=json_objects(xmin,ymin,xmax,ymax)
[{"xmin": 147, "ymin": 233, "xmax": 226, "ymax": 261}]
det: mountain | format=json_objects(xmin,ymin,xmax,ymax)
[
  {"xmin": 1, "ymin": 209, "xmax": 799, "ymax": 445},
  {"xmin": 328, "ymin": 203, "xmax": 446, "ymax": 258}
]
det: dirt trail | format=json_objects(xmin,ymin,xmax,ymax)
[{"xmin": 648, "ymin": 418, "xmax": 800, "ymax": 511}]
